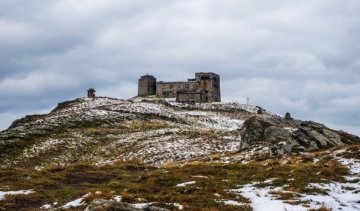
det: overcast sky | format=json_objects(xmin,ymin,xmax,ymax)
[{"xmin": 0, "ymin": 0, "xmax": 359, "ymax": 135}]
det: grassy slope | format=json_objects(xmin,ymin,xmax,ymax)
[{"xmin": 1, "ymin": 145, "xmax": 358, "ymax": 210}]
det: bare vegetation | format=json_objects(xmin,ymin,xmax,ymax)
[{"xmin": 0, "ymin": 149, "xmax": 354, "ymax": 210}]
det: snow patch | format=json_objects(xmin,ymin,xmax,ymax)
[
  {"xmin": 0, "ymin": 189, "xmax": 33, "ymax": 201},
  {"xmin": 231, "ymin": 156, "xmax": 360, "ymax": 211},
  {"xmin": 112, "ymin": 195, "xmax": 122, "ymax": 202},
  {"xmin": 176, "ymin": 181, "xmax": 196, "ymax": 187},
  {"xmin": 224, "ymin": 200, "xmax": 244, "ymax": 206},
  {"xmin": 232, "ymin": 184, "xmax": 307, "ymax": 211},
  {"xmin": 132, "ymin": 202, "xmax": 154, "ymax": 209},
  {"xmin": 40, "ymin": 204, "xmax": 52, "ymax": 209},
  {"xmin": 167, "ymin": 203, "xmax": 183, "ymax": 210},
  {"xmin": 191, "ymin": 175, "xmax": 208, "ymax": 179},
  {"xmin": 62, "ymin": 198, "xmax": 84, "ymax": 209}
]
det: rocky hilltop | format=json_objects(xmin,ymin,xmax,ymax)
[{"xmin": 1, "ymin": 97, "xmax": 359, "ymax": 168}]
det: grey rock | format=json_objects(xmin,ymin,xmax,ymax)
[
  {"xmin": 322, "ymin": 129, "xmax": 343, "ymax": 145},
  {"xmin": 240, "ymin": 115, "xmax": 359, "ymax": 155},
  {"xmin": 264, "ymin": 126, "xmax": 290, "ymax": 143},
  {"xmin": 307, "ymin": 130, "xmax": 329, "ymax": 147},
  {"xmin": 282, "ymin": 144, "xmax": 293, "ymax": 154}
]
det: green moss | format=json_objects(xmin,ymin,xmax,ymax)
[{"xmin": 54, "ymin": 186, "xmax": 78, "ymax": 199}]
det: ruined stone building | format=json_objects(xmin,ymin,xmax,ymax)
[{"xmin": 138, "ymin": 72, "xmax": 221, "ymax": 103}]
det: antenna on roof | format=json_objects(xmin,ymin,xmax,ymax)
[{"xmin": 247, "ymin": 97, "xmax": 250, "ymax": 105}]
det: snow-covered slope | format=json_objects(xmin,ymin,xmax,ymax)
[{"xmin": 0, "ymin": 97, "xmax": 359, "ymax": 169}]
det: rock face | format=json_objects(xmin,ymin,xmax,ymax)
[
  {"xmin": 0, "ymin": 97, "xmax": 359, "ymax": 168},
  {"xmin": 240, "ymin": 116, "xmax": 360, "ymax": 156}
]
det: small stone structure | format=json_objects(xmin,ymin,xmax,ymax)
[
  {"xmin": 285, "ymin": 112, "xmax": 292, "ymax": 119},
  {"xmin": 138, "ymin": 72, "xmax": 221, "ymax": 103},
  {"xmin": 87, "ymin": 88, "xmax": 96, "ymax": 98}
]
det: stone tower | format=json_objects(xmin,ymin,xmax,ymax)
[
  {"xmin": 195, "ymin": 72, "xmax": 221, "ymax": 102},
  {"xmin": 138, "ymin": 75, "xmax": 157, "ymax": 97}
]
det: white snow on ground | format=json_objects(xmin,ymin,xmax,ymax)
[
  {"xmin": 168, "ymin": 101, "xmax": 261, "ymax": 114},
  {"xmin": 231, "ymin": 156, "xmax": 360, "ymax": 211},
  {"xmin": 284, "ymin": 127, "xmax": 298, "ymax": 133},
  {"xmin": 305, "ymin": 182, "xmax": 360, "ymax": 210},
  {"xmin": 179, "ymin": 111, "xmax": 210, "ymax": 116},
  {"xmin": 95, "ymin": 126, "xmax": 242, "ymax": 166},
  {"xmin": 338, "ymin": 158, "xmax": 360, "ymax": 174},
  {"xmin": 172, "ymin": 203, "xmax": 184, "ymax": 210},
  {"xmin": 113, "ymin": 195, "xmax": 122, "ymax": 202},
  {"xmin": 132, "ymin": 203, "xmax": 154, "ymax": 208},
  {"xmin": 62, "ymin": 198, "xmax": 85, "ymax": 209},
  {"xmin": 232, "ymin": 184, "xmax": 307, "ymax": 211},
  {"xmin": 223, "ymin": 200, "xmax": 245, "ymax": 206},
  {"xmin": 176, "ymin": 181, "xmax": 196, "ymax": 187},
  {"xmin": 59, "ymin": 193, "xmax": 123, "ymax": 209},
  {"xmin": 0, "ymin": 189, "xmax": 33, "ymax": 200},
  {"xmin": 191, "ymin": 175, "xmax": 208, "ymax": 179},
  {"xmin": 40, "ymin": 204, "xmax": 52, "ymax": 209},
  {"xmin": 197, "ymin": 116, "xmax": 244, "ymax": 131}
]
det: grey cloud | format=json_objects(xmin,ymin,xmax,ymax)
[{"xmin": 0, "ymin": 0, "xmax": 359, "ymax": 135}]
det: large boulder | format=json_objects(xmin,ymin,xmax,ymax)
[{"xmin": 240, "ymin": 117, "xmax": 360, "ymax": 155}]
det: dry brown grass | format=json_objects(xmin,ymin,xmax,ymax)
[
  {"xmin": 0, "ymin": 151, "xmax": 353, "ymax": 210},
  {"xmin": 269, "ymin": 191, "xmax": 301, "ymax": 200},
  {"xmin": 319, "ymin": 160, "xmax": 348, "ymax": 181},
  {"xmin": 309, "ymin": 204, "xmax": 333, "ymax": 211}
]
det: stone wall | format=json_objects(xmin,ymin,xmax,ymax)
[
  {"xmin": 156, "ymin": 81, "xmax": 199, "ymax": 98},
  {"xmin": 176, "ymin": 91, "xmax": 201, "ymax": 103}
]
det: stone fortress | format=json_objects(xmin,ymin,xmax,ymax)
[{"xmin": 138, "ymin": 72, "xmax": 221, "ymax": 103}]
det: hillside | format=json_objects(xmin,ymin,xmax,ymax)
[{"xmin": 0, "ymin": 97, "xmax": 359, "ymax": 210}]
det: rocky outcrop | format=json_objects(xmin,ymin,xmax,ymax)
[{"xmin": 240, "ymin": 116, "xmax": 360, "ymax": 156}]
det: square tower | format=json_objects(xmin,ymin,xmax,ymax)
[
  {"xmin": 195, "ymin": 72, "xmax": 221, "ymax": 102},
  {"xmin": 138, "ymin": 75, "xmax": 157, "ymax": 96}
]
